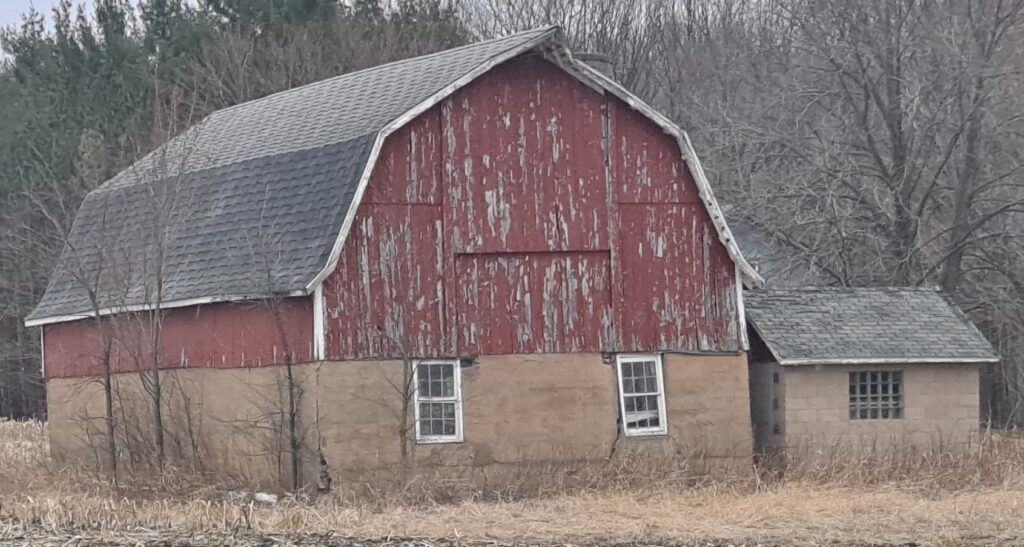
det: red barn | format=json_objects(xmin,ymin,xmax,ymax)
[{"xmin": 28, "ymin": 27, "xmax": 762, "ymax": 485}]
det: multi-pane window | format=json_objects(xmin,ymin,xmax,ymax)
[
  {"xmin": 616, "ymin": 354, "xmax": 668, "ymax": 436},
  {"xmin": 849, "ymin": 370, "xmax": 903, "ymax": 420},
  {"xmin": 414, "ymin": 360, "xmax": 463, "ymax": 443}
]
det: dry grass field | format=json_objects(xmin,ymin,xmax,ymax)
[{"xmin": 2, "ymin": 420, "xmax": 1024, "ymax": 546}]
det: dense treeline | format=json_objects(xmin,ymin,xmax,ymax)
[
  {"xmin": 0, "ymin": 0, "xmax": 469, "ymax": 418},
  {"xmin": 2, "ymin": 0, "xmax": 1023, "ymax": 425}
]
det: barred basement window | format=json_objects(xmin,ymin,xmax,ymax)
[
  {"xmin": 414, "ymin": 359, "xmax": 463, "ymax": 443},
  {"xmin": 849, "ymin": 370, "xmax": 903, "ymax": 420},
  {"xmin": 616, "ymin": 354, "xmax": 668, "ymax": 436}
]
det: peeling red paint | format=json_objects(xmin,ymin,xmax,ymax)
[
  {"xmin": 456, "ymin": 252, "xmax": 613, "ymax": 354},
  {"xmin": 45, "ymin": 54, "xmax": 741, "ymax": 380},
  {"xmin": 324, "ymin": 55, "xmax": 741, "ymax": 359},
  {"xmin": 443, "ymin": 57, "xmax": 608, "ymax": 254},
  {"xmin": 324, "ymin": 204, "xmax": 445, "ymax": 359},
  {"xmin": 43, "ymin": 298, "xmax": 314, "ymax": 378}
]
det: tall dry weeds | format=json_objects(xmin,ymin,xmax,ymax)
[
  {"xmin": 757, "ymin": 431, "xmax": 1024, "ymax": 492},
  {"xmin": 2, "ymin": 419, "xmax": 1024, "ymax": 545}
]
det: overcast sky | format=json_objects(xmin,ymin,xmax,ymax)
[{"xmin": 1, "ymin": 1, "xmax": 74, "ymax": 29}]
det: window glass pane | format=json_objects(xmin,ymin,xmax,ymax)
[
  {"xmin": 418, "ymin": 365, "xmax": 430, "ymax": 395},
  {"xmin": 635, "ymin": 378, "xmax": 648, "ymax": 394},
  {"xmin": 441, "ymin": 365, "xmax": 454, "ymax": 396},
  {"xmin": 849, "ymin": 370, "xmax": 902, "ymax": 420},
  {"xmin": 646, "ymin": 377, "xmax": 658, "ymax": 393}
]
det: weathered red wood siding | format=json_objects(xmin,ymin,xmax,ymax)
[
  {"xmin": 43, "ymin": 298, "xmax": 313, "ymax": 378},
  {"xmin": 324, "ymin": 54, "xmax": 740, "ymax": 359}
]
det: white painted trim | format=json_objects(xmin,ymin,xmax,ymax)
[
  {"xmin": 562, "ymin": 56, "xmax": 764, "ymax": 289},
  {"xmin": 615, "ymin": 353, "xmax": 668, "ymax": 437},
  {"xmin": 780, "ymin": 356, "xmax": 1000, "ymax": 366},
  {"xmin": 736, "ymin": 262, "xmax": 749, "ymax": 351},
  {"xmin": 312, "ymin": 283, "xmax": 325, "ymax": 361},
  {"xmin": 31, "ymin": 27, "xmax": 766, "ymax": 330},
  {"xmin": 305, "ymin": 30, "xmax": 761, "ymax": 293},
  {"xmin": 24, "ymin": 290, "xmax": 306, "ymax": 327},
  {"xmin": 304, "ymin": 29, "xmax": 561, "ymax": 292},
  {"xmin": 304, "ymin": 133, "xmax": 386, "ymax": 292},
  {"xmin": 39, "ymin": 327, "xmax": 45, "ymax": 379},
  {"xmin": 680, "ymin": 134, "xmax": 763, "ymax": 290},
  {"xmin": 413, "ymin": 358, "xmax": 464, "ymax": 444}
]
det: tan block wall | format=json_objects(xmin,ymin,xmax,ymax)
[
  {"xmin": 47, "ymin": 368, "xmax": 304, "ymax": 485},
  {"xmin": 658, "ymin": 352, "xmax": 752, "ymax": 462},
  {"xmin": 781, "ymin": 363, "xmax": 980, "ymax": 450},
  {"xmin": 47, "ymin": 352, "xmax": 753, "ymax": 486}
]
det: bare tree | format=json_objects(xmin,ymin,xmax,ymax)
[{"xmin": 239, "ymin": 203, "xmax": 306, "ymax": 491}]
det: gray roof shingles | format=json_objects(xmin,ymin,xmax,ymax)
[
  {"xmin": 28, "ymin": 27, "xmax": 559, "ymax": 322},
  {"xmin": 745, "ymin": 287, "xmax": 998, "ymax": 364}
]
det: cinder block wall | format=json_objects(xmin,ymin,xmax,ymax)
[
  {"xmin": 46, "ymin": 352, "xmax": 753, "ymax": 487},
  {"xmin": 781, "ymin": 363, "xmax": 980, "ymax": 451}
]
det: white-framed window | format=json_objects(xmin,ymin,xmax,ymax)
[
  {"xmin": 615, "ymin": 354, "xmax": 668, "ymax": 436},
  {"xmin": 413, "ymin": 359, "xmax": 463, "ymax": 443},
  {"xmin": 849, "ymin": 370, "xmax": 903, "ymax": 420}
]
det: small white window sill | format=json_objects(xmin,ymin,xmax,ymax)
[
  {"xmin": 416, "ymin": 436, "xmax": 463, "ymax": 445},
  {"xmin": 623, "ymin": 429, "xmax": 668, "ymax": 438}
]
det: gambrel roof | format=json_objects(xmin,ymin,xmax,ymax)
[
  {"xmin": 27, "ymin": 27, "xmax": 761, "ymax": 326},
  {"xmin": 746, "ymin": 287, "xmax": 999, "ymax": 365}
]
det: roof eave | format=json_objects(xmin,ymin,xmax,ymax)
[
  {"xmin": 778, "ymin": 356, "xmax": 1000, "ymax": 366},
  {"xmin": 24, "ymin": 289, "xmax": 308, "ymax": 327}
]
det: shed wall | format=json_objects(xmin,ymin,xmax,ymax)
[{"xmin": 780, "ymin": 363, "xmax": 980, "ymax": 450}]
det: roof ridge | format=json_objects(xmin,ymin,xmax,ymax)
[{"xmin": 211, "ymin": 26, "xmax": 559, "ymax": 119}]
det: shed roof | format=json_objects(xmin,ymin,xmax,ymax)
[
  {"xmin": 745, "ymin": 287, "xmax": 998, "ymax": 365},
  {"xmin": 27, "ymin": 26, "xmax": 761, "ymax": 326}
]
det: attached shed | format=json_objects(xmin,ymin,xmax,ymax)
[{"xmin": 746, "ymin": 288, "xmax": 998, "ymax": 452}]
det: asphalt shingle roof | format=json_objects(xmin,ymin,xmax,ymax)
[
  {"xmin": 745, "ymin": 287, "xmax": 999, "ymax": 365},
  {"xmin": 27, "ymin": 27, "xmax": 559, "ymax": 323}
]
